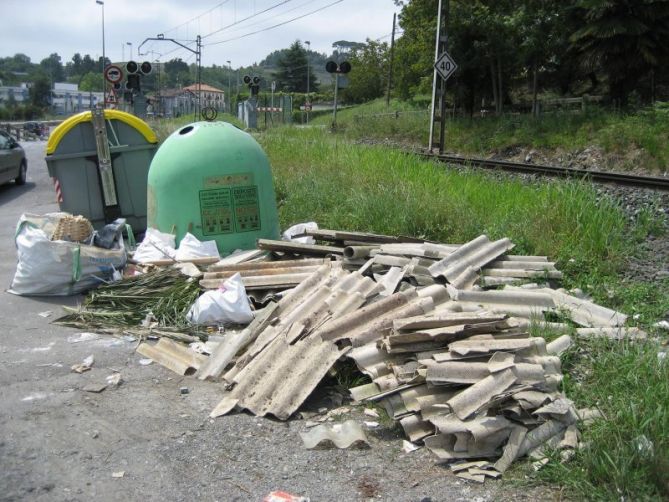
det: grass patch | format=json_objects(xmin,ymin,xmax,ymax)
[
  {"xmin": 260, "ymin": 126, "xmax": 640, "ymax": 269},
  {"xmin": 314, "ymin": 99, "xmax": 669, "ymax": 172},
  {"xmin": 539, "ymin": 338, "xmax": 669, "ymax": 500}
]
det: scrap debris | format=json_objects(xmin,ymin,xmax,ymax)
[
  {"xmin": 59, "ymin": 227, "xmax": 644, "ymax": 481},
  {"xmin": 71, "ymin": 354, "xmax": 94, "ymax": 374},
  {"xmin": 299, "ymin": 420, "xmax": 370, "ymax": 449}
]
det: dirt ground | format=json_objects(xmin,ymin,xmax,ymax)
[{"xmin": 0, "ymin": 141, "xmax": 556, "ymax": 502}]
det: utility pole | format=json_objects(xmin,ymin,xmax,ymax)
[
  {"xmin": 96, "ymin": 0, "xmax": 106, "ymax": 108},
  {"xmin": 332, "ymin": 73, "xmax": 339, "ymax": 128},
  {"xmin": 386, "ymin": 13, "xmax": 396, "ymax": 107},
  {"xmin": 428, "ymin": 0, "xmax": 449, "ymax": 153},
  {"xmin": 156, "ymin": 59, "xmax": 162, "ymax": 116},
  {"xmin": 226, "ymin": 60, "xmax": 232, "ymax": 114},
  {"xmin": 305, "ymin": 40, "xmax": 310, "ymax": 123}
]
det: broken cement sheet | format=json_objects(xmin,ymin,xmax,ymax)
[
  {"xmin": 136, "ymin": 338, "xmax": 207, "ymax": 375},
  {"xmin": 547, "ymin": 289, "xmax": 627, "ymax": 327},
  {"xmin": 446, "ymin": 368, "xmax": 517, "ymax": 420},
  {"xmin": 299, "ymin": 420, "xmax": 369, "ymax": 449},
  {"xmin": 493, "ymin": 425, "xmax": 528, "ymax": 473}
]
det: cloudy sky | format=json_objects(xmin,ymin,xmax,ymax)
[{"xmin": 1, "ymin": 0, "xmax": 401, "ymax": 68}]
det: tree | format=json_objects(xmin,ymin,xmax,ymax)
[
  {"xmin": 81, "ymin": 54, "xmax": 97, "ymax": 74},
  {"xmin": 30, "ymin": 73, "xmax": 51, "ymax": 108},
  {"xmin": 393, "ymin": 0, "xmax": 439, "ymax": 99},
  {"xmin": 79, "ymin": 72, "xmax": 103, "ymax": 92},
  {"xmin": 40, "ymin": 53, "xmax": 64, "ymax": 82},
  {"xmin": 274, "ymin": 41, "xmax": 317, "ymax": 93},
  {"xmin": 163, "ymin": 58, "xmax": 191, "ymax": 87},
  {"xmin": 342, "ymin": 39, "xmax": 389, "ymax": 103},
  {"xmin": 570, "ymin": 0, "xmax": 669, "ymax": 105}
]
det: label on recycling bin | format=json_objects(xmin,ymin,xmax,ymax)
[
  {"xmin": 232, "ymin": 186, "xmax": 261, "ymax": 232},
  {"xmin": 198, "ymin": 185, "xmax": 261, "ymax": 235},
  {"xmin": 199, "ymin": 188, "xmax": 233, "ymax": 235}
]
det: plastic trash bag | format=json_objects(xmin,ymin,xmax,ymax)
[
  {"xmin": 282, "ymin": 222, "xmax": 318, "ymax": 245},
  {"xmin": 174, "ymin": 232, "xmax": 219, "ymax": 261},
  {"xmin": 186, "ymin": 273, "xmax": 254, "ymax": 325},
  {"xmin": 9, "ymin": 213, "xmax": 126, "ymax": 296},
  {"xmin": 94, "ymin": 218, "xmax": 127, "ymax": 249},
  {"xmin": 132, "ymin": 228, "xmax": 177, "ymax": 263}
]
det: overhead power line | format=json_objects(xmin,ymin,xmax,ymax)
[
  {"xmin": 147, "ymin": 0, "xmax": 300, "ymax": 62},
  {"xmin": 205, "ymin": 0, "xmax": 344, "ymax": 47},
  {"xmin": 202, "ymin": 0, "xmax": 295, "ymax": 40},
  {"xmin": 161, "ymin": 0, "xmax": 232, "ymax": 37}
]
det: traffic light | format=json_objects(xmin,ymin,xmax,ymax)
[
  {"xmin": 243, "ymin": 75, "xmax": 261, "ymax": 96},
  {"xmin": 140, "ymin": 61, "xmax": 152, "ymax": 75},
  {"xmin": 125, "ymin": 73, "xmax": 141, "ymax": 92},
  {"xmin": 123, "ymin": 60, "xmax": 152, "ymax": 94},
  {"xmin": 126, "ymin": 60, "xmax": 139, "ymax": 74},
  {"xmin": 325, "ymin": 61, "xmax": 352, "ymax": 74}
]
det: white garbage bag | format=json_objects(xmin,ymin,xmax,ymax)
[
  {"xmin": 186, "ymin": 273, "xmax": 254, "ymax": 325},
  {"xmin": 174, "ymin": 232, "xmax": 219, "ymax": 261},
  {"xmin": 132, "ymin": 228, "xmax": 177, "ymax": 263},
  {"xmin": 9, "ymin": 213, "xmax": 126, "ymax": 296},
  {"xmin": 282, "ymin": 222, "xmax": 319, "ymax": 244}
]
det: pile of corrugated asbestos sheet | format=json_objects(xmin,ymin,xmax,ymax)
[{"xmin": 139, "ymin": 229, "xmax": 644, "ymax": 481}]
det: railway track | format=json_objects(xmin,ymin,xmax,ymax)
[{"xmin": 419, "ymin": 152, "xmax": 669, "ymax": 191}]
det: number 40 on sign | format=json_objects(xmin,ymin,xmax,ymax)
[{"xmin": 434, "ymin": 51, "xmax": 457, "ymax": 81}]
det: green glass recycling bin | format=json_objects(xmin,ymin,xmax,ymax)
[
  {"xmin": 45, "ymin": 110, "xmax": 158, "ymax": 231},
  {"xmin": 147, "ymin": 121, "xmax": 280, "ymax": 254}
]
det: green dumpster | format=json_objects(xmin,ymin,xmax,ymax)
[
  {"xmin": 147, "ymin": 121, "xmax": 280, "ymax": 254},
  {"xmin": 45, "ymin": 109, "xmax": 158, "ymax": 231}
]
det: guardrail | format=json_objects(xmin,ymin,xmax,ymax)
[{"xmin": 0, "ymin": 122, "xmax": 51, "ymax": 141}]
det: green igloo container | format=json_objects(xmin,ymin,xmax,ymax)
[{"xmin": 147, "ymin": 121, "xmax": 280, "ymax": 254}]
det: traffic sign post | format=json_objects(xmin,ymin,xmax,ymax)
[
  {"xmin": 107, "ymin": 89, "xmax": 118, "ymax": 104},
  {"xmin": 104, "ymin": 65, "xmax": 123, "ymax": 84},
  {"xmin": 434, "ymin": 51, "xmax": 457, "ymax": 82},
  {"xmin": 428, "ymin": 0, "xmax": 454, "ymax": 154}
]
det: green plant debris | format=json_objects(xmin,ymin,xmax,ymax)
[{"xmin": 56, "ymin": 268, "xmax": 201, "ymax": 331}]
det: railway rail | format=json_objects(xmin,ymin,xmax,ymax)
[{"xmin": 419, "ymin": 152, "xmax": 669, "ymax": 191}]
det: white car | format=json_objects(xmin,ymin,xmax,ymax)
[{"xmin": 0, "ymin": 130, "xmax": 27, "ymax": 185}]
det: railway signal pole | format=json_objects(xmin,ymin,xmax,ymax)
[{"xmin": 139, "ymin": 35, "xmax": 202, "ymax": 120}]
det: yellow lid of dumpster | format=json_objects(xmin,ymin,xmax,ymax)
[{"xmin": 46, "ymin": 109, "xmax": 157, "ymax": 155}]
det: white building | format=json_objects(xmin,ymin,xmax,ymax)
[
  {"xmin": 0, "ymin": 83, "xmax": 30, "ymax": 106},
  {"xmin": 51, "ymin": 82, "xmax": 104, "ymax": 115}
]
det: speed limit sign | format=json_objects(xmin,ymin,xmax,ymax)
[
  {"xmin": 104, "ymin": 65, "xmax": 123, "ymax": 84},
  {"xmin": 434, "ymin": 51, "xmax": 457, "ymax": 82}
]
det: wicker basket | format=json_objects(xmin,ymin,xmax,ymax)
[{"xmin": 52, "ymin": 215, "xmax": 94, "ymax": 243}]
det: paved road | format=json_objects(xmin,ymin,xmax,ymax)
[{"xmin": 0, "ymin": 142, "xmax": 548, "ymax": 502}]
